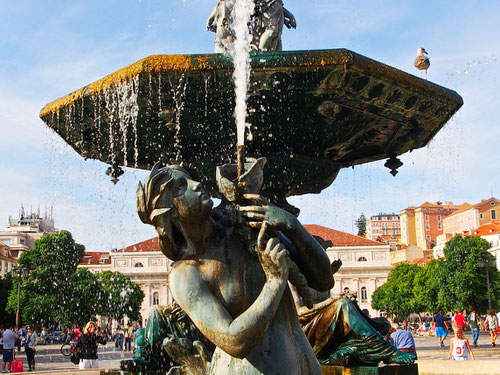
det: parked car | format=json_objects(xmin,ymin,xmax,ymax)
[{"xmin": 48, "ymin": 331, "xmax": 64, "ymax": 343}]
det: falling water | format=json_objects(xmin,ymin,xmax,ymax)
[{"xmin": 231, "ymin": 0, "xmax": 254, "ymax": 147}]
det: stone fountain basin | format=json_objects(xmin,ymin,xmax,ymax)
[{"xmin": 40, "ymin": 49, "xmax": 462, "ymax": 202}]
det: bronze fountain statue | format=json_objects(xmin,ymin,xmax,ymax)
[{"xmin": 39, "ymin": 1, "xmax": 463, "ymax": 374}]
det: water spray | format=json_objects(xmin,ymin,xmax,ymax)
[{"xmin": 231, "ymin": 0, "xmax": 254, "ymax": 185}]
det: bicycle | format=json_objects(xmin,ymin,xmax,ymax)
[{"xmin": 60, "ymin": 340, "xmax": 76, "ymax": 356}]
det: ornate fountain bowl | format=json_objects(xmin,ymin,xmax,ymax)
[{"xmin": 40, "ymin": 49, "xmax": 462, "ymax": 207}]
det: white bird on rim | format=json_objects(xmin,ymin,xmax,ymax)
[{"xmin": 414, "ymin": 47, "xmax": 430, "ymax": 78}]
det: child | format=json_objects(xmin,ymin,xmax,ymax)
[{"xmin": 448, "ymin": 327, "xmax": 475, "ymax": 360}]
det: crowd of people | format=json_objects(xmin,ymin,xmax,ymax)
[
  {"xmin": 0, "ymin": 320, "xmax": 143, "ymax": 372},
  {"xmin": 383, "ymin": 307, "xmax": 500, "ymax": 362}
]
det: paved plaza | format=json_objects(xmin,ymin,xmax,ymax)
[{"xmin": 3, "ymin": 331, "xmax": 499, "ymax": 374}]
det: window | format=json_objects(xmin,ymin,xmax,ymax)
[
  {"xmin": 438, "ymin": 223, "xmax": 442, "ymax": 230},
  {"xmin": 426, "ymin": 223, "xmax": 430, "ymax": 231},
  {"xmin": 361, "ymin": 287, "xmax": 368, "ymax": 302},
  {"xmin": 426, "ymin": 235, "xmax": 431, "ymax": 241},
  {"xmin": 153, "ymin": 292, "xmax": 159, "ymax": 305},
  {"xmin": 437, "ymin": 215, "xmax": 441, "ymax": 221},
  {"xmin": 425, "ymin": 215, "xmax": 429, "ymax": 221},
  {"xmin": 492, "ymin": 210, "xmax": 497, "ymax": 220},
  {"xmin": 358, "ymin": 257, "xmax": 368, "ymax": 262},
  {"xmin": 134, "ymin": 262, "xmax": 144, "ymax": 268},
  {"xmin": 480, "ymin": 213, "xmax": 484, "ymax": 219}
]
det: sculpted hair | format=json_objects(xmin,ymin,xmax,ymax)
[{"xmin": 137, "ymin": 163, "xmax": 190, "ymax": 261}]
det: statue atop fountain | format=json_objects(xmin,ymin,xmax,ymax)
[{"xmin": 207, "ymin": 0, "xmax": 296, "ymax": 52}]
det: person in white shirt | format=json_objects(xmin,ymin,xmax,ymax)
[{"xmin": 448, "ymin": 327, "xmax": 475, "ymax": 361}]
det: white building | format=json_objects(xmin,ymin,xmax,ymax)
[
  {"xmin": 0, "ymin": 208, "xmax": 57, "ymax": 259},
  {"xmin": 304, "ymin": 225, "xmax": 393, "ymax": 317},
  {"xmin": 80, "ymin": 238, "xmax": 173, "ymax": 324}
]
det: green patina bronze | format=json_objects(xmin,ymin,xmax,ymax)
[{"xmin": 39, "ymin": 49, "xmax": 462, "ymax": 210}]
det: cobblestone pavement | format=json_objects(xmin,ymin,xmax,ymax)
[{"xmin": 7, "ymin": 331, "xmax": 500, "ymax": 373}]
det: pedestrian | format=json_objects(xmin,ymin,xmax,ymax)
[
  {"xmin": 389, "ymin": 323, "xmax": 417, "ymax": 360},
  {"xmin": 486, "ymin": 309, "xmax": 498, "ymax": 347},
  {"xmin": 75, "ymin": 321, "xmax": 107, "ymax": 369},
  {"xmin": 41, "ymin": 327, "xmax": 48, "ymax": 345},
  {"xmin": 25, "ymin": 326, "xmax": 38, "ymax": 372},
  {"xmin": 466, "ymin": 308, "xmax": 480, "ymax": 347},
  {"xmin": 448, "ymin": 327, "xmax": 475, "ymax": 360},
  {"xmin": 124, "ymin": 323, "xmax": 133, "ymax": 351},
  {"xmin": 454, "ymin": 309, "xmax": 466, "ymax": 330},
  {"xmin": 2, "ymin": 324, "xmax": 18, "ymax": 373},
  {"xmin": 434, "ymin": 308, "xmax": 449, "ymax": 348}
]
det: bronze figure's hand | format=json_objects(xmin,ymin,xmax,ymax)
[
  {"xmin": 256, "ymin": 222, "xmax": 289, "ymax": 281},
  {"xmin": 239, "ymin": 194, "xmax": 297, "ymax": 232}
]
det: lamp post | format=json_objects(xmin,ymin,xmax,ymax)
[
  {"xmin": 15, "ymin": 266, "xmax": 21, "ymax": 327},
  {"xmin": 478, "ymin": 256, "xmax": 494, "ymax": 311}
]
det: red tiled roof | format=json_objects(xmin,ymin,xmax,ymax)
[
  {"xmin": 304, "ymin": 224, "xmax": 385, "ymax": 247},
  {"xmin": 81, "ymin": 251, "xmax": 111, "ymax": 265},
  {"xmin": 471, "ymin": 220, "xmax": 500, "ymax": 236},
  {"xmin": 412, "ymin": 257, "xmax": 432, "ymax": 265},
  {"xmin": 116, "ymin": 237, "xmax": 161, "ymax": 253}
]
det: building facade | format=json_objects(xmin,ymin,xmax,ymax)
[
  {"xmin": 0, "ymin": 209, "xmax": 57, "ymax": 259},
  {"xmin": 0, "ymin": 242, "xmax": 16, "ymax": 278},
  {"xmin": 400, "ymin": 202, "xmax": 459, "ymax": 250},
  {"xmin": 305, "ymin": 225, "xmax": 393, "ymax": 317},
  {"xmin": 443, "ymin": 198, "xmax": 500, "ymax": 236},
  {"xmin": 80, "ymin": 238, "xmax": 173, "ymax": 324},
  {"xmin": 365, "ymin": 214, "xmax": 400, "ymax": 241}
]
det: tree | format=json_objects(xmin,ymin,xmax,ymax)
[
  {"xmin": 439, "ymin": 236, "xmax": 499, "ymax": 312},
  {"xmin": 7, "ymin": 231, "xmax": 95, "ymax": 327},
  {"xmin": 355, "ymin": 213, "xmax": 367, "ymax": 236},
  {"xmin": 97, "ymin": 271, "xmax": 144, "ymax": 322},
  {"xmin": 413, "ymin": 259, "xmax": 446, "ymax": 314},
  {"xmin": 0, "ymin": 274, "xmax": 15, "ymax": 326},
  {"xmin": 371, "ymin": 263, "xmax": 423, "ymax": 321}
]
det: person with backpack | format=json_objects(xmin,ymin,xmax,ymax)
[{"xmin": 75, "ymin": 321, "xmax": 107, "ymax": 369}]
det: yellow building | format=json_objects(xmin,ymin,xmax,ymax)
[{"xmin": 399, "ymin": 207, "xmax": 417, "ymax": 246}]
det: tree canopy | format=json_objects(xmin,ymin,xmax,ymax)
[
  {"xmin": 97, "ymin": 271, "xmax": 145, "ymax": 322},
  {"xmin": 7, "ymin": 231, "xmax": 144, "ymax": 328},
  {"xmin": 372, "ymin": 235, "xmax": 499, "ymax": 317}
]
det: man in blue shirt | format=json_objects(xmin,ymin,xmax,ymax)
[
  {"xmin": 2, "ymin": 324, "xmax": 18, "ymax": 373},
  {"xmin": 390, "ymin": 323, "xmax": 417, "ymax": 360},
  {"xmin": 434, "ymin": 308, "xmax": 449, "ymax": 348}
]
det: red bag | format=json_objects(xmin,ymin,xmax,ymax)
[{"xmin": 12, "ymin": 359, "xmax": 24, "ymax": 372}]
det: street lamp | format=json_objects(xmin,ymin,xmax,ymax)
[
  {"xmin": 477, "ymin": 256, "xmax": 495, "ymax": 311},
  {"xmin": 14, "ymin": 266, "xmax": 27, "ymax": 327}
]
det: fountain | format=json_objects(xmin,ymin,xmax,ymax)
[{"xmin": 39, "ymin": 2, "xmax": 462, "ymax": 375}]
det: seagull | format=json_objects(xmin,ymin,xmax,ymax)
[{"xmin": 414, "ymin": 47, "xmax": 430, "ymax": 78}]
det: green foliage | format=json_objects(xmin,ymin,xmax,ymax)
[
  {"xmin": 440, "ymin": 236, "xmax": 499, "ymax": 312},
  {"xmin": 372, "ymin": 235, "xmax": 500, "ymax": 317},
  {"xmin": 6, "ymin": 231, "xmax": 144, "ymax": 328},
  {"xmin": 7, "ymin": 231, "xmax": 87, "ymax": 327},
  {"xmin": 371, "ymin": 263, "xmax": 422, "ymax": 319},
  {"xmin": 97, "ymin": 271, "xmax": 145, "ymax": 322},
  {"xmin": 413, "ymin": 259, "xmax": 445, "ymax": 314},
  {"xmin": 355, "ymin": 213, "xmax": 367, "ymax": 236},
  {"xmin": 0, "ymin": 274, "xmax": 15, "ymax": 325}
]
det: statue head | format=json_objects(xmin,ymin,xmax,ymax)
[{"xmin": 137, "ymin": 163, "xmax": 213, "ymax": 260}]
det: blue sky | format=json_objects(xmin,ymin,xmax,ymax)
[{"xmin": 1, "ymin": 0, "xmax": 499, "ymax": 251}]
